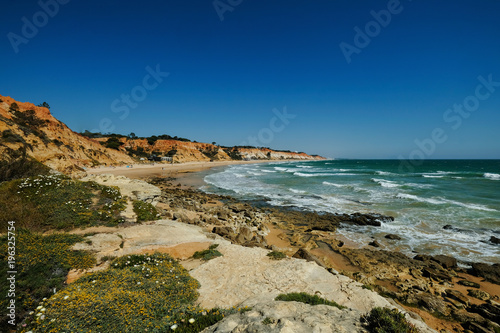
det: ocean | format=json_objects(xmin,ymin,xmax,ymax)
[{"xmin": 202, "ymin": 159, "xmax": 500, "ymax": 265}]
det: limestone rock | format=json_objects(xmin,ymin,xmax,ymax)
[
  {"xmin": 82, "ymin": 174, "xmax": 162, "ymax": 205},
  {"xmin": 201, "ymin": 300, "xmax": 366, "ymax": 333}
]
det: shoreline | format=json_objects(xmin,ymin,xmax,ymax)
[{"xmin": 86, "ymin": 160, "xmax": 277, "ymax": 182}]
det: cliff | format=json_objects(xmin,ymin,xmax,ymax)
[
  {"xmin": 98, "ymin": 137, "xmax": 325, "ymax": 163},
  {"xmin": 0, "ymin": 94, "xmax": 133, "ymax": 173},
  {"xmin": 0, "ymin": 94, "xmax": 324, "ymax": 174}
]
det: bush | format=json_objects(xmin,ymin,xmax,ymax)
[
  {"xmin": 133, "ymin": 200, "xmax": 160, "ymax": 222},
  {"xmin": 275, "ymin": 292, "xmax": 346, "ymax": 309},
  {"xmin": 0, "ymin": 148, "xmax": 50, "ymax": 182},
  {"xmin": 361, "ymin": 307, "xmax": 417, "ymax": 333},
  {"xmin": 0, "ymin": 175, "xmax": 126, "ymax": 232},
  {"xmin": 0, "ymin": 230, "xmax": 95, "ymax": 328},
  {"xmin": 192, "ymin": 244, "xmax": 223, "ymax": 261},
  {"xmin": 267, "ymin": 250, "xmax": 286, "ymax": 260}
]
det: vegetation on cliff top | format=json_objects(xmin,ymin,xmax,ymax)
[{"xmin": 0, "ymin": 174, "xmax": 126, "ymax": 232}]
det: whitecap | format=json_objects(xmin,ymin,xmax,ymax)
[
  {"xmin": 484, "ymin": 173, "xmax": 500, "ymax": 180},
  {"xmin": 372, "ymin": 178, "xmax": 401, "ymax": 188}
]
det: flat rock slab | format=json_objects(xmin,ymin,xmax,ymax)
[
  {"xmin": 201, "ymin": 301, "xmax": 366, "ymax": 333},
  {"xmin": 82, "ymin": 173, "xmax": 162, "ymax": 205}
]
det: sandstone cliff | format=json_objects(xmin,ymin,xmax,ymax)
[
  {"xmin": 0, "ymin": 94, "xmax": 133, "ymax": 173},
  {"xmin": 99, "ymin": 137, "xmax": 325, "ymax": 163}
]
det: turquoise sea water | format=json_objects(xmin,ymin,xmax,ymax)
[{"xmin": 203, "ymin": 160, "xmax": 500, "ymax": 265}]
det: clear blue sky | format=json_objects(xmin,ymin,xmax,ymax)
[{"xmin": 1, "ymin": 0, "xmax": 499, "ymax": 159}]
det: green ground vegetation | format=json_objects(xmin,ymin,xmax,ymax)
[
  {"xmin": 0, "ymin": 174, "xmax": 127, "ymax": 231},
  {"xmin": 20, "ymin": 253, "xmax": 246, "ymax": 333},
  {"xmin": 275, "ymin": 292, "xmax": 346, "ymax": 309},
  {"xmin": 192, "ymin": 244, "xmax": 223, "ymax": 261},
  {"xmin": 133, "ymin": 200, "xmax": 160, "ymax": 222},
  {"xmin": 0, "ymin": 230, "xmax": 95, "ymax": 328},
  {"xmin": 361, "ymin": 307, "xmax": 418, "ymax": 333}
]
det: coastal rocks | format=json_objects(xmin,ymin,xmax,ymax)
[
  {"xmin": 469, "ymin": 263, "xmax": 500, "ymax": 285},
  {"xmin": 368, "ymin": 240, "xmax": 381, "ymax": 247},
  {"xmin": 468, "ymin": 289, "xmax": 491, "ymax": 301},
  {"xmin": 444, "ymin": 289, "xmax": 469, "ymax": 306},
  {"xmin": 385, "ymin": 233, "xmax": 402, "ymax": 240},
  {"xmin": 201, "ymin": 300, "xmax": 366, "ymax": 333},
  {"xmin": 458, "ymin": 280, "xmax": 481, "ymax": 288},
  {"xmin": 406, "ymin": 292, "xmax": 450, "ymax": 316},
  {"xmin": 343, "ymin": 213, "xmax": 394, "ymax": 227},
  {"xmin": 82, "ymin": 174, "xmax": 162, "ymax": 205},
  {"xmin": 489, "ymin": 236, "xmax": 500, "ymax": 245}
]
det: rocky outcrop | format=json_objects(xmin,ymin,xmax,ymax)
[
  {"xmin": 0, "ymin": 94, "xmax": 134, "ymax": 173},
  {"xmin": 190, "ymin": 242, "xmax": 435, "ymax": 333}
]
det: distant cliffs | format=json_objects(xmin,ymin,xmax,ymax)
[{"xmin": 0, "ymin": 94, "xmax": 324, "ymax": 173}]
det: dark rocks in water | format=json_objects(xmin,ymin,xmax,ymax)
[
  {"xmin": 344, "ymin": 213, "xmax": 394, "ymax": 226},
  {"xmin": 442, "ymin": 224, "xmax": 468, "ymax": 233},
  {"xmin": 368, "ymin": 240, "xmax": 380, "ymax": 247},
  {"xmin": 458, "ymin": 280, "xmax": 480, "ymax": 288},
  {"xmin": 490, "ymin": 236, "xmax": 500, "ymax": 245},
  {"xmin": 385, "ymin": 234, "xmax": 402, "ymax": 240},
  {"xmin": 469, "ymin": 263, "xmax": 500, "ymax": 285},
  {"xmin": 307, "ymin": 223, "xmax": 337, "ymax": 232},
  {"xmin": 337, "ymin": 240, "xmax": 344, "ymax": 248}
]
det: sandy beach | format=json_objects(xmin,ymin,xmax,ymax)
[{"xmin": 86, "ymin": 160, "xmax": 274, "ymax": 181}]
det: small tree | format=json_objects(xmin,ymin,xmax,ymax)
[{"xmin": 37, "ymin": 102, "xmax": 50, "ymax": 109}]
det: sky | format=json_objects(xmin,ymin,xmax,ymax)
[{"xmin": 1, "ymin": 0, "xmax": 500, "ymax": 159}]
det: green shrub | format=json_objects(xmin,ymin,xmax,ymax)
[
  {"xmin": 267, "ymin": 250, "xmax": 286, "ymax": 260},
  {"xmin": 192, "ymin": 244, "xmax": 223, "ymax": 261},
  {"xmin": 133, "ymin": 200, "xmax": 160, "ymax": 222},
  {"xmin": 0, "ymin": 147, "xmax": 50, "ymax": 182},
  {"xmin": 0, "ymin": 230, "xmax": 95, "ymax": 328},
  {"xmin": 275, "ymin": 292, "xmax": 346, "ymax": 309},
  {"xmin": 361, "ymin": 307, "xmax": 417, "ymax": 333}
]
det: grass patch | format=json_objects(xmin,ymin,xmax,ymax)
[
  {"xmin": 21, "ymin": 253, "xmax": 246, "ymax": 333},
  {"xmin": 0, "ymin": 174, "xmax": 127, "ymax": 232},
  {"xmin": 192, "ymin": 244, "xmax": 223, "ymax": 261},
  {"xmin": 267, "ymin": 250, "xmax": 286, "ymax": 260},
  {"xmin": 361, "ymin": 307, "xmax": 418, "ymax": 333},
  {"xmin": 133, "ymin": 200, "xmax": 160, "ymax": 222},
  {"xmin": 0, "ymin": 229, "xmax": 95, "ymax": 328},
  {"xmin": 275, "ymin": 292, "xmax": 346, "ymax": 309}
]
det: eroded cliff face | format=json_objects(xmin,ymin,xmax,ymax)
[
  {"xmin": 110, "ymin": 138, "xmax": 324, "ymax": 163},
  {"xmin": 0, "ymin": 95, "xmax": 133, "ymax": 173}
]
